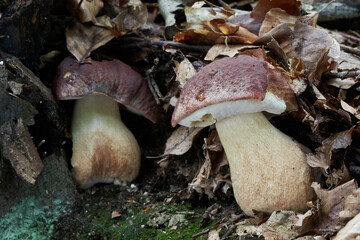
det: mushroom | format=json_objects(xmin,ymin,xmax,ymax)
[
  {"xmin": 171, "ymin": 55, "xmax": 314, "ymax": 216},
  {"xmin": 54, "ymin": 56, "xmax": 160, "ymax": 189}
]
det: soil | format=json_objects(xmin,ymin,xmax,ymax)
[{"xmin": 51, "ymin": 154, "xmax": 242, "ymax": 240}]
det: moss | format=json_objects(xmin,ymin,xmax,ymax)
[
  {"xmin": 72, "ymin": 202, "xmax": 220, "ymax": 240},
  {"xmin": 0, "ymin": 196, "xmax": 67, "ymax": 240}
]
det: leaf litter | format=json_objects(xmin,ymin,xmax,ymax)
[{"xmin": 17, "ymin": 0, "xmax": 360, "ymax": 238}]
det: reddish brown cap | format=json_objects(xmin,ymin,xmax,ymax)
[
  {"xmin": 54, "ymin": 56, "xmax": 160, "ymax": 123},
  {"xmin": 171, "ymin": 55, "xmax": 297, "ymax": 127}
]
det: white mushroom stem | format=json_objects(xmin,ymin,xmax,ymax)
[
  {"xmin": 216, "ymin": 112, "xmax": 314, "ymax": 216},
  {"xmin": 71, "ymin": 94, "xmax": 141, "ymax": 189}
]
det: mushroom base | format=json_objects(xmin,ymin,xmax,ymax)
[
  {"xmin": 71, "ymin": 94, "xmax": 141, "ymax": 189},
  {"xmin": 216, "ymin": 112, "xmax": 314, "ymax": 216}
]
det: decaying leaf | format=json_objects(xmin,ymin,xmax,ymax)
[
  {"xmin": 163, "ymin": 126, "xmax": 203, "ymax": 156},
  {"xmin": 307, "ymin": 129, "xmax": 353, "ymax": 179},
  {"xmin": 184, "ymin": 6, "xmax": 229, "ymax": 30},
  {"xmin": 258, "ymin": 8, "xmax": 298, "ymax": 37},
  {"xmin": 339, "ymin": 188, "xmax": 360, "ymax": 221},
  {"xmin": 174, "ymin": 58, "xmax": 197, "ymax": 88},
  {"xmin": 66, "ymin": 21, "xmax": 114, "ymax": 62},
  {"xmin": 236, "ymin": 210, "xmax": 316, "ymax": 240},
  {"xmin": 67, "ymin": 0, "xmax": 104, "ymax": 24},
  {"xmin": 282, "ymin": 21, "xmax": 340, "ymax": 79},
  {"xmin": 312, "ymin": 180, "xmax": 358, "ymax": 233}
]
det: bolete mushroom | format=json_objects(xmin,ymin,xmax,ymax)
[
  {"xmin": 171, "ymin": 55, "xmax": 314, "ymax": 216},
  {"xmin": 54, "ymin": 56, "xmax": 160, "ymax": 189}
]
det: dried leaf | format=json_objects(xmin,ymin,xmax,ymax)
[
  {"xmin": 333, "ymin": 213, "xmax": 360, "ymax": 240},
  {"xmin": 207, "ymin": 229, "xmax": 220, "ymax": 240},
  {"xmin": 66, "ymin": 21, "xmax": 114, "ymax": 62},
  {"xmin": 0, "ymin": 119, "xmax": 43, "ymax": 184},
  {"xmin": 67, "ymin": 0, "xmax": 104, "ymax": 24},
  {"xmin": 158, "ymin": 0, "xmax": 184, "ymax": 26},
  {"xmin": 282, "ymin": 21, "xmax": 340, "ymax": 78},
  {"xmin": 122, "ymin": 0, "xmax": 148, "ymax": 31},
  {"xmin": 341, "ymin": 100, "xmax": 358, "ymax": 116},
  {"xmin": 174, "ymin": 58, "xmax": 197, "ymax": 88},
  {"xmin": 339, "ymin": 188, "xmax": 360, "ymax": 221},
  {"xmin": 204, "ymin": 44, "xmax": 256, "ymax": 61},
  {"xmin": 312, "ymin": 180, "xmax": 358, "ymax": 233},
  {"xmin": 163, "ymin": 126, "xmax": 203, "ymax": 155},
  {"xmin": 258, "ymin": 8, "xmax": 298, "ymax": 37},
  {"xmin": 184, "ymin": 6, "xmax": 229, "ymax": 30},
  {"xmin": 174, "ymin": 22, "xmax": 256, "ymax": 45},
  {"xmin": 237, "ymin": 210, "xmax": 313, "ymax": 240},
  {"xmin": 111, "ymin": 210, "xmax": 122, "ymax": 219},
  {"xmin": 307, "ymin": 129, "xmax": 353, "ymax": 174},
  {"xmin": 326, "ymin": 78, "xmax": 357, "ymax": 90},
  {"xmin": 337, "ymin": 51, "xmax": 360, "ymax": 71}
]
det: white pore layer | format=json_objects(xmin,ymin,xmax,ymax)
[{"xmin": 178, "ymin": 92, "xmax": 286, "ymax": 127}]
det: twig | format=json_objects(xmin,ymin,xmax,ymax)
[
  {"xmin": 325, "ymin": 70, "xmax": 360, "ymax": 79},
  {"xmin": 338, "ymin": 32, "xmax": 360, "ymax": 42},
  {"xmin": 350, "ymin": 30, "xmax": 360, "ymax": 38},
  {"xmin": 120, "ymin": 37, "xmax": 212, "ymax": 52},
  {"xmin": 191, "ymin": 219, "xmax": 221, "ymax": 239},
  {"xmin": 340, "ymin": 44, "xmax": 360, "ymax": 57},
  {"xmin": 220, "ymin": 225, "xmax": 237, "ymax": 240},
  {"xmin": 192, "ymin": 228, "xmax": 210, "ymax": 238}
]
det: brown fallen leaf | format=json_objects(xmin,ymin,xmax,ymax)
[
  {"xmin": 282, "ymin": 21, "xmax": 340, "ymax": 79},
  {"xmin": 339, "ymin": 188, "xmax": 360, "ymax": 221},
  {"xmin": 66, "ymin": 21, "xmax": 114, "ymax": 62},
  {"xmin": 204, "ymin": 44, "xmax": 257, "ymax": 61},
  {"xmin": 67, "ymin": 0, "xmax": 104, "ymax": 24},
  {"xmin": 307, "ymin": 129, "xmax": 353, "ymax": 180},
  {"xmin": 163, "ymin": 126, "xmax": 203, "ymax": 156},
  {"xmin": 258, "ymin": 8, "xmax": 298, "ymax": 37},
  {"xmin": 111, "ymin": 210, "xmax": 122, "ymax": 219},
  {"xmin": 174, "ymin": 58, "xmax": 197, "ymax": 88},
  {"xmin": 312, "ymin": 180, "xmax": 358, "ymax": 233},
  {"xmin": 0, "ymin": 119, "xmax": 43, "ymax": 184}
]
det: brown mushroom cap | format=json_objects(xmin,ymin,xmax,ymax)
[
  {"xmin": 54, "ymin": 56, "xmax": 160, "ymax": 123},
  {"xmin": 171, "ymin": 55, "xmax": 297, "ymax": 127}
]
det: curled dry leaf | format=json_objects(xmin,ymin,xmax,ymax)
[
  {"xmin": 175, "ymin": 18, "xmax": 257, "ymax": 45},
  {"xmin": 111, "ymin": 210, "xmax": 122, "ymax": 219},
  {"xmin": 66, "ymin": 21, "xmax": 114, "ymax": 62},
  {"xmin": 258, "ymin": 8, "xmax": 298, "ymax": 37},
  {"xmin": 67, "ymin": 0, "xmax": 104, "ymax": 24},
  {"xmin": 163, "ymin": 126, "xmax": 203, "ymax": 156}
]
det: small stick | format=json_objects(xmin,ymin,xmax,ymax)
[
  {"xmin": 120, "ymin": 37, "xmax": 212, "ymax": 52},
  {"xmin": 340, "ymin": 44, "xmax": 360, "ymax": 57},
  {"xmin": 325, "ymin": 70, "xmax": 360, "ymax": 78}
]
